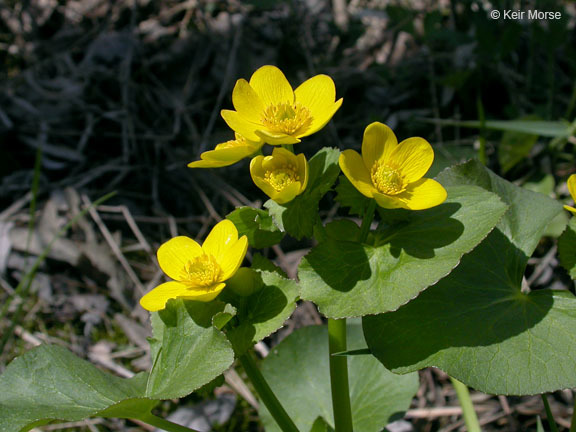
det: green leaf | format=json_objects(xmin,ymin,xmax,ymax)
[
  {"xmin": 498, "ymin": 128, "xmax": 539, "ymax": 173},
  {"xmin": 227, "ymin": 207, "xmax": 284, "ymax": 249},
  {"xmin": 363, "ymin": 160, "xmax": 573, "ymax": 395},
  {"xmin": 425, "ymin": 118, "xmax": 573, "ymax": 138},
  {"xmin": 334, "ymin": 175, "xmax": 371, "ymax": 216},
  {"xmin": 298, "ymin": 183, "xmax": 508, "ymax": 317},
  {"xmin": 224, "ymin": 258, "xmax": 299, "ymax": 355},
  {"xmin": 265, "ymin": 147, "xmax": 340, "ymax": 239},
  {"xmin": 146, "ymin": 299, "xmax": 235, "ymax": 399},
  {"xmin": 558, "ymin": 217, "xmax": 576, "ymax": 279},
  {"xmin": 309, "ymin": 417, "xmax": 335, "ymax": 432},
  {"xmin": 259, "ymin": 321, "xmax": 418, "ymax": 432},
  {"xmin": 0, "ymin": 345, "xmax": 158, "ymax": 432}
]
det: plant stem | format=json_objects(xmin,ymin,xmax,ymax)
[
  {"xmin": 239, "ymin": 350, "xmax": 300, "ymax": 432},
  {"xmin": 358, "ymin": 200, "xmax": 376, "ymax": 243},
  {"xmin": 541, "ymin": 394, "xmax": 560, "ymax": 432},
  {"xmin": 281, "ymin": 144, "xmax": 295, "ymax": 153},
  {"xmin": 328, "ymin": 318, "xmax": 354, "ymax": 432},
  {"xmin": 139, "ymin": 413, "xmax": 200, "ymax": 432},
  {"xmin": 450, "ymin": 377, "xmax": 481, "ymax": 432}
]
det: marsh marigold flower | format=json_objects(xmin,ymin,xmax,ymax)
[
  {"xmin": 564, "ymin": 174, "xmax": 576, "ymax": 214},
  {"xmin": 188, "ymin": 133, "xmax": 263, "ymax": 168},
  {"xmin": 221, "ymin": 65, "xmax": 342, "ymax": 145},
  {"xmin": 250, "ymin": 147, "xmax": 308, "ymax": 204},
  {"xmin": 140, "ymin": 220, "xmax": 248, "ymax": 311},
  {"xmin": 340, "ymin": 122, "xmax": 447, "ymax": 210}
]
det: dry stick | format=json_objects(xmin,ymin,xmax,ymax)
[
  {"xmin": 81, "ymin": 194, "xmax": 146, "ymax": 295},
  {"xmin": 97, "ymin": 204, "xmax": 152, "ymax": 253}
]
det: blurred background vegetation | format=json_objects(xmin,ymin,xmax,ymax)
[{"xmin": 1, "ymin": 0, "xmax": 576, "ymax": 430}]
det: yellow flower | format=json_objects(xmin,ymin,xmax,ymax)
[
  {"xmin": 140, "ymin": 220, "xmax": 248, "ymax": 311},
  {"xmin": 339, "ymin": 122, "xmax": 447, "ymax": 210},
  {"xmin": 221, "ymin": 65, "xmax": 342, "ymax": 145},
  {"xmin": 250, "ymin": 147, "xmax": 308, "ymax": 204},
  {"xmin": 564, "ymin": 174, "xmax": 576, "ymax": 214},
  {"xmin": 187, "ymin": 133, "xmax": 263, "ymax": 168}
]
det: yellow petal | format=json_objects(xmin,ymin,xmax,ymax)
[
  {"xmin": 273, "ymin": 181, "xmax": 302, "ymax": 204},
  {"xmin": 373, "ymin": 193, "xmax": 406, "ymax": 209},
  {"xmin": 249, "ymin": 65, "xmax": 294, "ymax": 107},
  {"xmin": 568, "ymin": 174, "xmax": 576, "ymax": 202},
  {"xmin": 390, "ymin": 137, "xmax": 434, "ymax": 183},
  {"xmin": 294, "ymin": 74, "xmax": 342, "ymax": 136},
  {"xmin": 140, "ymin": 281, "xmax": 188, "ymax": 312},
  {"xmin": 181, "ymin": 282, "xmax": 226, "ymax": 302},
  {"xmin": 564, "ymin": 205, "xmax": 576, "ymax": 214},
  {"xmin": 220, "ymin": 236, "xmax": 249, "ymax": 280},
  {"xmin": 362, "ymin": 122, "xmax": 398, "ymax": 169},
  {"xmin": 255, "ymin": 129, "xmax": 301, "ymax": 145},
  {"xmin": 298, "ymin": 100, "xmax": 342, "ymax": 138},
  {"xmin": 296, "ymin": 153, "xmax": 309, "ymax": 190},
  {"xmin": 339, "ymin": 150, "xmax": 376, "ymax": 198},
  {"xmin": 232, "ymin": 79, "xmax": 265, "ymax": 123},
  {"xmin": 394, "ymin": 178, "xmax": 447, "ymax": 210},
  {"xmin": 202, "ymin": 219, "xmax": 239, "ymax": 261},
  {"xmin": 187, "ymin": 145, "xmax": 261, "ymax": 169},
  {"xmin": 157, "ymin": 236, "xmax": 203, "ymax": 280},
  {"xmin": 221, "ymin": 110, "xmax": 261, "ymax": 141}
]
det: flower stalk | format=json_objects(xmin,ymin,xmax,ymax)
[
  {"xmin": 328, "ymin": 318, "xmax": 354, "ymax": 432},
  {"xmin": 239, "ymin": 350, "xmax": 300, "ymax": 432},
  {"xmin": 450, "ymin": 377, "xmax": 481, "ymax": 432},
  {"xmin": 138, "ymin": 413, "xmax": 200, "ymax": 432}
]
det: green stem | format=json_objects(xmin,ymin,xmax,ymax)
[
  {"xmin": 541, "ymin": 394, "xmax": 559, "ymax": 432},
  {"xmin": 358, "ymin": 200, "xmax": 376, "ymax": 243},
  {"xmin": 139, "ymin": 413, "xmax": 200, "ymax": 432},
  {"xmin": 239, "ymin": 351, "xmax": 300, "ymax": 432},
  {"xmin": 450, "ymin": 377, "xmax": 481, "ymax": 432},
  {"xmin": 570, "ymin": 391, "xmax": 576, "ymax": 432},
  {"xmin": 328, "ymin": 318, "xmax": 354, "ymax": 432}
]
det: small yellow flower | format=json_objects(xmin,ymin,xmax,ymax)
[
  {"xmin": 564, "ymin": 174, "xmax": 576, "ymax": 214},
  {"xmin": 140, "ymin": 220, "xmax": 248, "ymax": 311},
  {"xmin": 339, "ymin": 122, "xmax": 447, "ymax": 210},
  {"xmin": 187, "ymin": 133, "xmax": 263, "ymax": 168},
  {"xmin": 250, "ymin": 147, "xmax": 308, "ymax": 204},
  {"xmin": 221, "ymin": 65, "xmax": 343, "ymax": 145}
]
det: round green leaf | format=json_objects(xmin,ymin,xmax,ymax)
[
  {"xmin": 226, "ymin": 206, "xmax": 284, "ymax": 249},
  {"xmin": 298, "ymin": 184, "xmax": 508, "ymax": 317},
  {"xmin": 259, "ymin": 321, "xmax": 418, "ymax": 432},
  {"xmin": 146, "ymin": 299, "xmax": 235, "ymax": 399},
  {"xmin": 0, "ymin": 345, "xmax": 158, "ymax": 432},
  {"xmin": 363, "ymin": 160, "xmax": 573, "ymax": 395}
]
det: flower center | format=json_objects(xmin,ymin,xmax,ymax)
[
  {"xmin": 261, "ymin": 103, "xmax": 313, "ymax": 135},
  {"xmin": 264, "ymin": 163, "xmax": 300, "ymax": 192},
  {"xmin": 371, "ymin": 163, "xmax": 404, "ymax": 195},
  {"xmin": 181, "ymin": 254, "xmax": 222, "ymax": 288}
]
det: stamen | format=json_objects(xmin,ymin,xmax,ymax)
[
  {"xmin": 261, "ymin": 103, "xmax": 313, "ymax": 135},
  {"xmin": 180, "ymin": 254, "xmax": 222, "ymax": 288},
  {"xmin": 264, "ymin": 163, "xmax": 300, "ymax": 192},
  {"xmin": 371, "ymin": 163, "xmax": 404, "ymax": 195}
]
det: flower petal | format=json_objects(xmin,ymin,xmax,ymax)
[
  {"xmin": 232, "ymin": 79, "xmax": 265, "ymax": 123},
  {"xmin": 187, "ymin": 146, "xmax": 261, "ymax": 169},
  {"xmin": 249, "ymin": 65, "xmax": 294, "ymax": 107},
  {"xmin": 362, "ymin": 122, "xmax": 398, "ymax": 169},
  {"xmin": 564, "ymin": 205, "xmax": 576, "ymax": 214},
  {"xmin": 373, "ymin": 193, "xmax": 406, "ymax": 209},
  {"xmin": 339, "ymin": 150, "xmax": 376, "ymax": 198},
  {"xmin": 202, "ymin": 220, "xmax": 239, "ymax": 261},
  {"xmin": 294, "ymin": 74, "xmax": 342, "ymax": 136},
  {"xmin": 139, "ymin": 281, "xmax": 188, "ymax": 312},
  {"xmin": 157, "ymin": 236, "xmax": 203, "ymax": 280},
  {"xmin": 220, "ymin": 236, "xmax": 248, "ymax": 280},
  {"xmin": 255, "ymin": 129, "xmax": 301, "ymax": 145},
  {"xmin": 273, "ymin": 181, "xmax": 302, "ymax": 204},
  {"xmin": 390, "ymin": 137, "xmax": 434, "ymax": 183},
  {"xmin": 394, "ymin": 178, "xmax": 447, "ymax": 210},
  {"xmin": 221, "ymin": 110, "xmax": 261, "ymax": 141},
  {"xmin": 568, "ymin": 174, "xmax": 576, "ymax": 202},
  {"xmin": 181, "ymin": 283, "xmax": 226, "ymax": 302},
  {"xmin": 296, "ymin": 153, "xmax": 309, "ymax": 191}
]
